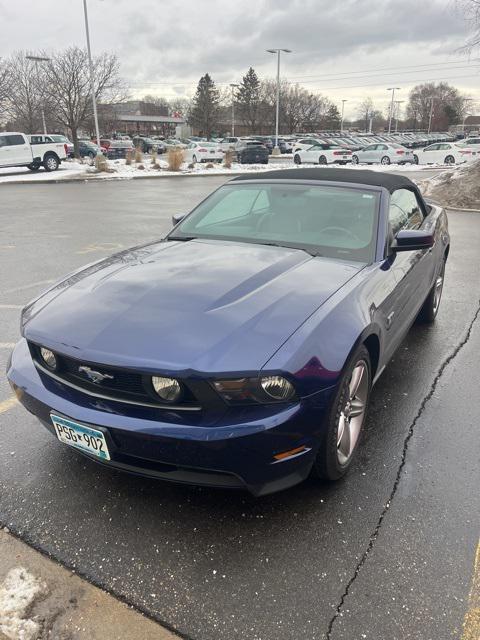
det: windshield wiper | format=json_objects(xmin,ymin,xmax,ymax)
[
  {"xmin": 259, "ymin": 241, "xmax": 321, "ymax": 257},
  {"xmin": 168, "ymin": 235, "xmax": 197, "ymax": 242}
]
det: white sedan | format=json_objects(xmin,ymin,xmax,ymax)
[
  {"xmin": 293, "ymin": 142, "xmax": 352, "ymax": 165},
  {"xmin": 351, "ymin": 143, "xmax": 414, "ymax": 165},
  {"xmin": 413, "ymin": 142, "xmax": 478, "ymax": 165},
  {"xmin": 183, "ymin": 142, "xmax": 223, "ymax": 164}
]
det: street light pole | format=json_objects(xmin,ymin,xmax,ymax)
[
  {"xmin": 387, "ymin": 87, "xmax": 400, "ymax": 133},
  {"xmin": 82, "ymin": 0, "xmax": 101, "ymax": 147},
  {"xmin": 428, "ymin": 98, "xmax": 434, "ymax": 134},
  {"xmin": 25, "ymin": 55, "xmax": 50, "ymax": 135},
  {"xmin": 266, "ymin": 48, "xmax": 291, "ymax": 155},
  {"xmin": 229, "ymin": 83, "xmax": 239, "ymax": 137},
  {"xmin": 340, "ymin": 99, "xmax": 347, "ymax": 133}
]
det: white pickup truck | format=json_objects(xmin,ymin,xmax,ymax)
[{"xmin": 0, "ymin": 132, "xmax": 67, "ymax": 172}]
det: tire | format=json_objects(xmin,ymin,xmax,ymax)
[
  {"xmin": 294, "ymin": 154, "xmax": 301, "ymax": 165},
  {"xmin": 192, "ymin": 155, "xmax": 198, "ymax": 164},
  {"xmin": 27, "ymin": 163, "xmax": 40, "ymax": 171},
  {"xmin": 318, "ymin": 155, "xmax": 327, "ymax": 165},
  {"xmin": 444, "ymin": 155, "xmax": 455, "ymax": 165},
  {"xmin": 418, "ymin": 260, "xmax": 445, "ymax": 324},
  {"xmin": 380, "ymin": 156, "xmax": 391, "ymax": 165},
  {"xmin": 413, "ymin": 154, "xmax": 419, "ymax": 164},
  {"xmin": 312, "ymin": 345, "xmax": 371, "ymax": 481},
  {"xmin": 43, "ymin": 154, "xmax": 60, "ymax": 172},
  {"xmin": 352, "ymin": 155, "xmax": 359, "ymax": 165}
]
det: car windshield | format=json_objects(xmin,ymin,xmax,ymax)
[
  {"xmin": 169, "ymin": 183, "xmax": 379, "ymax": 263},
  {"xmin": 50, "ymin": 135, "xmax": 68, "ymax": 143}
]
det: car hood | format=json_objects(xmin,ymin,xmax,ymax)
[{"xmin": 24, "ymin": 239, "xmax": 362, "ymax": 373}]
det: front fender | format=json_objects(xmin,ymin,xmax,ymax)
[{"xmin": 262, "ymin": 269, "xmax": 382, "ymax": 396}]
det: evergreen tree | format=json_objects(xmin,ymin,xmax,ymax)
[
  {"xmin": 237, "ymin": 67, "xmax": 261, "ymax": 133},
  {"xmin": 190, "ymin": 74, "xmax": 220, "ymax": 139}
]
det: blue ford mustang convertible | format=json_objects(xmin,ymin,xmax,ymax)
[{"xmin": 7, "ymin": 169, "xmax": 449, "ymax": 495}]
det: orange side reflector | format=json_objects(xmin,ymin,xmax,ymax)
[{"xmin": 273, "ymin": 445, "xmax": 307, "ymax": 461}]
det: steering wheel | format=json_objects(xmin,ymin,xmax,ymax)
[{"xmin": 319, "ymin": 226, "xmax": 360, "ymax": 242}]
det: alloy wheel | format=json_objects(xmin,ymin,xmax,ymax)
[
  {"xmin": 381, "ymin": 156, "xmax": 390, "ymax": 165},
  {"xmin": 433, "ymin": 264, "xmax": 445, "ymax": 315},
  {"xmin": 337, "ymin": 360, "xmax": 368, "ymax": 465}
]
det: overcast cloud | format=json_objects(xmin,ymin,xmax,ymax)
[{"xmin": 0, "ymin": 0, "xmax": 478, "ymax": 117}]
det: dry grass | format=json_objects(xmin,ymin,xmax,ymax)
[
  {"xmin": 94, "ymin": 154, "xmax": 109, "ymax": 172},
  {"xmin": 134, "ymin": 146, "xmax": 143, "ymax": 163},
  {"xmin": 223, "ymin": 149, "xmax": 235, "ymax": 169},
  {"xmin": 167, "ymin": 147, "xmax": 184, "ymax": 171},
  {"xmin": 125, "ymin": 149, "xmax": 134, "ymax": 165},
  {"xmin": 150, "ymin": 149, "xmax": 157, "ymax": 164}
]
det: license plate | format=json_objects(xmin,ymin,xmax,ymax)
[{"xmin": 51, "ymin": 414, "xmax": 110, "ymax": 460}]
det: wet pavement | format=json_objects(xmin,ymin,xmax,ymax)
[{"xmin": 0, "ymin": 175, "xmax": 479, "ymax": 640}]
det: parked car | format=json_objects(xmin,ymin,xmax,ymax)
[
  {"xmin": 1, "ymin": 132, "xmax": 67, "ymax": 172},
  {"xmin": 294, "ymin": 143, "xmax": 352, "ymax": 165},
  {"xmin": 413, "ymin": 142, "xmax": 478, "ymax": 165},
  {"xmin": 78, "ymin": 140, "xmax": 101, "ymax": 159},
  {"xmin": 235, "ymin": 140, "xmax": 269, "ymax": 164},
  {"xmin": 132, "ymin": 136, "xmax": 161, "ymax": 153},
  {"xmin": 106, "ymin": 140, "xmax": 135, "ymax": 160},
  {"xmin": 292, "ymin": 137, "xmax": 323, "ymax": 153},
  {"xmin": 352, "ymin": 143, "xmax": 414, "ymax": 165},
  {"xmin": 163, "ymin": 139, "xmax": 188, "ymax": 150},
  {"xmin": 218, "ymin": 137, "xmax": 240, "ymax": 151},
  {"xmin": 29, "ymin": 134, "xmax": 74, "ymax": 158},
  {"xmin": 8, "ymin": 168, "xmax": 449, "ymax": 496},
  {"xmin": 183, "ymin": 142, "xmax": 223, "ymax": 163}
]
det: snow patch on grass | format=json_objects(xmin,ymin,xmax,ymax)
[{"xmin": 0, "ymin": 567, "xmax": 46, "ymax": 640}]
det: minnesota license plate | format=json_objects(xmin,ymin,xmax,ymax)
[{"xmin": 51, "ymin": 414, "xmax": 110, "ymax": 460}]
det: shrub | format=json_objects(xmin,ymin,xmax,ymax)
[
  {"xmin": 205, "ymin": 163, "xmax": 214, "ymax": 169},
  {"xmin": 150, "ymin": 149, "xmax": 157, "ymax": 164},
  {"xmin": 167, "ymin": 147, "xmax": 184, "ymax": 171},
  {"xmin": 137, "ymin": 164, "xmax": 145, "ymax": 170},
  {"xmin": 223, "ymin": 149, "xmax": 235, "ymax": 169},
  {"xmin": 134, "ymin": 146, "xmax": 143, "ymax": 163},
  {"xmin": 95, "ymin": 154, "xmax": 108, "ymax": 172},
  {"xmin": 125, "ymin": 149, "xmax": 134, "ymax": 165}
]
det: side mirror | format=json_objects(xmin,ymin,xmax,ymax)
[
  {"xmin": 393, "ymin": 229, "xmax": 434, "ymax": 251},
  {"xmin": 172, "ymin": 212, "xmax": 186, "ymax": 226}
]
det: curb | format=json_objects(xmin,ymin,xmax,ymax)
[{"xmin": 0, "ymin": 164, "xmax": 439, "ymax": 187}]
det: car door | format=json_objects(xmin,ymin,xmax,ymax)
[
  {"xmin": 381, "ymin": 188, "xmax": 433, "ymax": 359},
  {"xmin": 420, "ymin": 143, "xmax": 440, "ymax": 163},
  {"xmin": 375, "ymin": 144, "xmax": 389, "ymax": 163},
  {"xmin": 358, "ymin": 144, "xmax": 375, "ymax": 162},
  {"xmin": 4, "ymin": 134, "xmax": 32, "ymax": 164}
]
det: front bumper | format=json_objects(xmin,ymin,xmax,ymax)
[{"xmin": 7, "ymin": 339, "xmax": 335, "ymax": 496}]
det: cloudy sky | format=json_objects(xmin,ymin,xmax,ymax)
[{"xmin": 0, "ymin": 0, "xmax": 479, "ymax": 118}]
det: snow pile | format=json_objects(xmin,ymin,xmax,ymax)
[
  {"xmin": 419, "ymin": 159, "xmax": 480, "ymax": 209},
  {"xmin": 0, "ymin": 567, "xmax": 46, "ymax": 640}
]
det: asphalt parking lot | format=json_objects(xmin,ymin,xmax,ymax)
[{"xmin": 1, "ymin": 175, "xmax": 479, "ymax": 640}]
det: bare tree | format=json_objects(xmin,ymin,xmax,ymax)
[
  {"xmin": 457, "ymin": 0, "xmax": 480, "ymax": 50},
  {"xmin": 0, "ymin": 58, "xmax": 12, "ymax": 124},
  {"xmin": 4, "ymin": 52, "xmax": 47, "ymax": 132},
  {"xmin": 44, "ymin": 46, "xmax": 126, "ymax": 154}
]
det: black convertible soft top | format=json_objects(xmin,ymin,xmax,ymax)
[{"xmin": 231, "ymin": 167, "xmax": 418, "ymax": 194}]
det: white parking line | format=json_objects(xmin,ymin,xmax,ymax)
[
  {"xmin": 1, "ymin": 279, "xmax": 54, "ymax": 295},
  {"xmin": 0, "ymin": 304, "xmax": 23, "ymax": 309},
  {"xmin": 0, "ymin": 343, "xmax": 15, "ymax": 349}
]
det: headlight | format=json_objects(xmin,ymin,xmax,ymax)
[
  {"xmin": 40, "ymin": 347, "xmax": 57, "ymax": 370},
  {"xmin": 151, "ymin": 376, "xmax": 182, "ymax": 403},
  {"xmin": 213, "ymin": 376, "xmax": 296, "ymax": 405},
  {"xmin": 260, "ymin": 376, "xmax": 295, "ymax": 400}
]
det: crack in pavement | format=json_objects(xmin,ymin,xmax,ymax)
[{"xmin": 326, "ymin": 299, "xmax": 480, "ymax": 639}]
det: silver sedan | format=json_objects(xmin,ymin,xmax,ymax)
[{"xmin": 351, "ymin": 143, "xmax": 415, "ymax": 165}]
